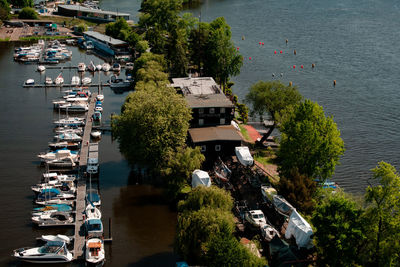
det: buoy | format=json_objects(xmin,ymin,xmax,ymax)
[
  {"xmin": 300, "ymin": 65, "xmax": 303, "ymax": 69},
  {"xmin": 280, "ymin": 50, "xmax": 283, "ymax": 54},
  {"xmin": 259, "ymin": 42, "xmax": 261, "ymax": 45},
  {"xmin": 237, "ymin": 47, "xmax": 239, "ymax": 50},
  {"xmin": 333, "ymin": 80, "xmax": 336, "ymax": 86},
  {"xmin": 286, "ymin": 39, "xmax": 288, "ymax": 44},
  {"xmin": 274, "ymin": 51, "xmax": 277, "ymax": 54},
  {"xmin": 262, "ymin": 42, "xmax": 264, "ymax": 45},
  {"xmin": 294, "ymin": 49, "xmax": 297, "ymax": 55},
  {"xmin": 293, "ymin": 65, "xmax": 296, "ymax": 69},
  {"xmin": 312, "ymin": 63, "xmax": 315, "ymax": 69},
  {"xmin": 242, "ymin": 36, "xmax": 245, "ymax": 40},
  {"xmin": 289, "ymin": 81, "xmax": 293, "ymax": 86},
  {"xmin": 249, "ymin": 57, "xmax": 252, "ymax": 60}
]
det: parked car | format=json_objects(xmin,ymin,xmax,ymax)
[{"xmin": 245, "ymin": 210, "xmax": 266, "ymax": 228}]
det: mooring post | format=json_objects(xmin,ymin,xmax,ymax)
[{"xmin": 109, "ymin": 217, "xmax": 112, "ymax": 239}]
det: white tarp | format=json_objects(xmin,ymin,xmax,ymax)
[
  {"xmin": 191, "ymin": 170, "xmax": 211, "ymax": 188},
  {"xmin": 235, "ymin": 146, "xmax": 254, "ymax": 166},
  {"xmin": 285, "ymin": 210, "xmax": 314, "ymax": 249}
]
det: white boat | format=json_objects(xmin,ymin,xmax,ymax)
[
  {"xmin": 82, "ymin": 77, "xmax": 92, "ymax": 85},
  {"xmin": 112, "ymin": 62, "xmax": 121, "ymax": 72},
  {"xmin": 109, "ymin": 75, "xmax": 132, "ymax": 89},
  {"xmin": 31, "ymin": 180, "xmax": 76, "ymax": 194},
  {"xmin": 94, "ymin": 106, "xmax": 103, "ymax": 112},
  {"xmin": 37, "ymin": 65, "xmax": 46, "ymax": 72},
  {"xmin": 85, "ymin": 238, "xmax": 105, "ymax": 266},
  {"xmin": 85, "ymin": 204, "xmax": 102, "ymax": 219},
  {"xmin": 54, "ymin": 73, "xmax": 64, "ymax": 85},
  {"xmin": 58, "ymin": 102, "xmax": 89, "ymax": 112},
  {"xmin": 54, "ymin": 132, "xmax": 82, "ymax": 142},
  {"xmin": 48, "ymin": 141, "xmax": 80, "ymax": 151},
  {"xmin": 78, "ymin": 62, "xmax": 86, "ymax": 72},
  {"xmin": 102, "ymin": 63, "xmax": 110, "ymax": 72},
  {"xmin": 71, "ymin": 76, "xmax": 80, "ymax": 85},
  {"xmin": 96, "ymin": 94, "xmax": 104, "ymax": 101},
  {"xmin": 40, "ymin": 234, "xmax": 72, "ymax": 244},
  {"xmin": 42, "ymin": 173, "xmax": 77, "ymax": 183},
  {"xmin": 53, "ymin": 117, "xmax": 85, "ymax": 127},
  {"xmin": 96, "ymin": 64, "xmax": 102, "ymax": 71},
  {"xmin": 91, "ymin": 131, "xmax": 102, "ymax": 139},
  {"xmin": 25, "ymin": 79, "xmax": 35, "ymax": 85},
  {"xmin": 35, "ymin": 199, "xmax": 74, "ymax": 206},
  {"xmin": 87, "ymin": 61, "xmax": 96, "ymax": 72},
  {"xmin": 32, "ymin": 211, "xmax": 74, "ymax": 226},
  {"xmin": 85, "ymin": 218, "xmax": 103, "ymax": 237},
  {"xmin": 45, "ymin": 77, "xmax": 53, "ymax": 85},
  {"xmin": 13, "ymin": 241, "xmax": 73, "ymax": 263},
  {"xmin": 260, "ymin": 223, "xmax": 280, "ymax": 242}
]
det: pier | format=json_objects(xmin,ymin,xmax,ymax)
[
  {"xmin": 72, "ymin": 93, "xmax": 97, "ymax": 260},
  {"xmin": 23, "ymin": 83, "xmax": 110, "ymax": 88}
]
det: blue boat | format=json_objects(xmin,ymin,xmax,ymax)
[
  {"xmin": 92, "ymin": 111, "xmax": 102, "ymax": 121},
  {"xmin": 33, "ymin": 204, "xmax": 72, "ymax": 212},
  {"xmin": 85, "ymin": 218, "xmax": 103, "ymax": 237}
]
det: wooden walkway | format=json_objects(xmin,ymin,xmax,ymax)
[{"xmin": 72, "ymin": 93, "xmax": 97, "ymax": 260}]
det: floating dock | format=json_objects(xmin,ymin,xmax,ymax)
[{"xmin": 72, "ymin": 93, "xmax": 97, "ymax": 260}]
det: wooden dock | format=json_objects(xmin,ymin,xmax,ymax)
[
  {"xmin": 23, "ymin": 83, "xmax": 110, "ymax": 88},
  {"xmin": 72, "ymin": 93, "xmax": 97, "ymax": 261}
]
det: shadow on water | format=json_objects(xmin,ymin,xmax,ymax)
[{"xmin": 128, "ymin": 252, "xmax": 178, "ymax": 267}]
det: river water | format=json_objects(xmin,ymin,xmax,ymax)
[
  {"xmin": 0, "ymin": 44, "xmax": 177, "ymax": 266},
  {"xmin": 105, "ymin": 0, "xmax": 400, "ymax": 193}
]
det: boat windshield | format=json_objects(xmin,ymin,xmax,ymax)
[{"xmin": 38, "ymin": 241, "xmax": 63, "ymax": 254}]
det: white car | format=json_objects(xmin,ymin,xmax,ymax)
[{"xmin": 245, "ymin": 210, "xmax": 266, "ymax": 228}]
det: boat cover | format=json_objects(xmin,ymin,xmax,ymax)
[
  {"xmin": 272, "ymin": 195, "xmax": 295, "ymax": 217},
  {"xmin": 261, "ymin": 185, "xmax": 277, "ymax": 201},
  {"xmin": 285, "ymin": 210, "xmax": 314, "ymax": 249},
  {"xmin": 191, "ymin": 170, "xmax": 211, "ymax": 188},
  {"xmin": 235, "ymin": 146, "xmax": 254, "ymax": 166}
]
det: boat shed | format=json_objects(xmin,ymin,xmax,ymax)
[
  {"xmin": 83, "ymin": 31, "xmax": 129, "ymax": 56},
  {"xmin": 57, "ymin": 5, "xmax": 130, "ymax": 22},
  {"xmin": 188, "ymin": 125, "xmax": 242, "ymax": 158}
]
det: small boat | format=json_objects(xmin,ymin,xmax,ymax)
[
  {"xmin": 36, "ymin": 188, "xmax": 75, "ymax": 201},
  {"xmin": 53, "ymin": 117, "xmax": 85, "ymax": 127},
  {"xmin": 125, "ymin": 62, "xmax": 134, "ymax": 70},
  {"xmin": 85, "ymin": 238, "xmax": 105, "ymax": 266},
  {"xmin": 91, "ymin": 131, "xmax": 102, "ymax": 139},
  {"xmin": 42, "ymin": 173, "xmax": 77, "ymax": 183},
  {"xmin": 112, "ymin": 62, "xmax": 121, "ymax": 72},
  {"xmin": 96, "ymin": 94, "xmax": 104, "ymax": 101},
  {"xmin": 25, "ymin": 79, "xmax": 35, "ymax": 85},
  {"xmin": 94, "ymin": 106, "xmax": 103, "ymax": 112},
  {"xmin": 13, "ymin": 241, "xmax": 73, "ymax": 263},
  {"xmin": 86, "ymin": 189, "xmax": 101, "ymax": 206},
  {"xmin": 40, "ymin": 234, "xmax": 72, "ymax": 244},
  {"xmin": 102, "ymin": 63, "xmax": 110, "ymax": 72},
  {"xmin": 35, "ymin": 198, "xmax": 74, "ymax": 206},
  {"xmin": 85, "ymin": 203, "xmax": 101, "ymax": 219},
  {"xmin": 87, "ymin": 61, "xmax": 96, "ymax": 72},
  {"xmin": 71, "ymin": 76, "xmax": 80, "ymax": 85},
  {"xmin": 48, "ymin": 141, "xmax": 80, "ymax": 150},
  {"xmin": 58, "ymin": 102, "xmax": 89, "ymax": 113},
  {"xmin": 260, "ymin": 223, "xmax": 280, "ymax": 242},
  {"xmin": 54, "ymin": 132, "xmax": 82, "ymax": 142},
  {"xmin": 33, "ymin": 204, "xmax": 73, "ymax": 213},
  {"xmin": 37, "ymin": 65, "xmax": 46, "ymax": 72},
  {"xmin": 54, "ymin": 73, "xmax": 64, "ymax": 85},
  {"xmin": 31, "ymin": 180, "xmax": 76, "ymax": 194},
  {"xmin": 84, "ymin": 40, "xmax": 94, "ymax": 50},
  {"xmin": 109, "ymin": 74, "xmax": 132, "ymax": 89},
  {"xmin": 92, "ymin": 111, "xmax": 102, "ymax": 122},
  {"xmin": 45, "ymin": 77, "xmax": 53, "ymax": 85},
  {"xmin": 78, "ymin": 62, "xmax": 86, "ymax": 72},
  {"xmin": 96, "ymin": 64, "xmax": 102, "ymax": 71},
  {"xmin": 85, "ymin": 218, "xmax": 103, "ymax": 237},
  {"xmin": 53, "ymin": 126, "xmax": 83, "ymax": 135},
  {"xmin": 32, "ymin": 211, "xmax": 74, "ymax": 226},
  {"xmin": 82, "ymin": 77, "xmax": 92, "ymax": 85}
]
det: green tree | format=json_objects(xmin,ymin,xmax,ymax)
[
  {"xmin": 132, "ymin": 52, "xmax": 166, "ymax": 81},
  {"xmin": 245, "ymin": 80, "xmax": 302, "ymax": 142},
  {"xmin": 161, "ymin": 146, "xmax": 205, "ymax": 199},
  {"xmin": 0, "ymin": 0, "xmax": 10, "ymax": 21},
  {"xmin": 167, "ymin": 24, "xmax": 189, "ymax": 76},
  {"xmin": 105, "ymin": 18, "xmax": 130, "ymax": 39},
  {"xmin": 205, "ymin": 232, "xmax": 266, "ymax": 267},
  {"xmin": 364, "ymin": 161, "xmax": 400, "ymax": 266},
  {"xmin": 135, "ymin": 40, "xmax": 149, "ymax": 54},
  {"xmin": 189, "ymin": 21, "xmax": 210, "ymax": 75},
  {"xmin": 311, "ymin": 192, "xmax": 366, "ymax": 266},
  {"xmin": 175, "ymin": 207, "xmax": 235, "ymax": 264},
  {"xmin": 279, "ymin": 168, "xmax": 316, "ymax": 214},
  {"xmin": 277, "ymin": 99, "xmax": 344, "ymax": 181},
  {"xmin": 75, "ymin": 23, "xmax": 87, "ymax": 34},
  {"xmin": 135, "ymin": 60, "xmax": 169, "ymax": 89},
  {"xmin": 112, "ymin": 86, "xmax": 192, "ymax": 168},
  {"xmin": 18, "ymin": 7, "xmax": 37, "ymax": 19},
  {"xmin": 11, "ymin": 0, "xmax": 32, "ymax": 8},
  {"xmin": 178, "ymin": 186, "xmax": 232, "ymax": 212}
]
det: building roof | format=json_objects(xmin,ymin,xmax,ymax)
[
  {"xmin": 171, "ymin": 77, "xmax": 220, "ymax": 95},
  {"xmin": 185, "ymin": 94, "xmax": 234, "ymax": 108},
  {"xmin": 83, "ymin": 31, "xmax": 126, "ymax": 46},
  {"xmin": 58, "ymin": 5, "xmax": 130, "ymax": 17},
  {"xmin": 189, "ymin": 125, "xmax": 242, "ymax": 143}
]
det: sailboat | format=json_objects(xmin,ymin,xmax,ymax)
[{"xmin": 54, "ymin": 73, "xmax": 64, "ymax": 85}]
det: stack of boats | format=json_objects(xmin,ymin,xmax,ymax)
[
  {"xmin": 43, "ymin": 40, "xmax": 72, "ymax": 63},
  {"xmin": 13, "ymin": 40, "xmax": 44, "ymax": 62},
  {"xmin": 79, "ymin": 61, "xmax": 111, "ymax": 73},
  {"xmin": 53, "ymin": 89, "xmax": 90, "ymax": 113}
]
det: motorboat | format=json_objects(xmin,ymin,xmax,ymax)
[
  {"xmin": 33, "ymin": 204, "xmax": 73, "ymax": 213},
  {"xmin": 78, "ymin": 62, "xmax": 86, "ymax": 72},
  {"xmin": 13, "ymin": 241, "xmax": 73, "ymax": 263},
  {"xmin": 86, "ymin": 189, "xmax": 101, "ymax": 206},
  {"xmin": 40, "ymin": 234, "xmax": 72, "ymax": 244},
  {"xmin": 35, "ymin": 198, "xmax": 74, "ymax": 206},
  {"xmin": 85, "ymin": 218, "xmax": 103, "ymax": 237},
  {"xmin": 37, "ymin": 65, "xmax": 46, "ymax": 72},
  {"xmin": 85, "ymin": 238, "xmax": 105, "ymax": 266},
  {"xmin": 48, "ymin": 141, "xmax": 80, "ymax": 151},
  {"xmin": 85, "ymin": 203, "xmax": 101, "ymax": 219},
  {"xmin": 260, "ymin": 223, "xmax": 280, "ymax": 242},
  {"xmin": 42, "ymin": 172, "xmax": 77, "ymax": 183},
  {"xmin": 53, "ymin": 126, "xmax": 83, "ymax": 135},
  {"xmin": 32, "ymin": 211, "xmax": 74, "ymax": 226},
  {"xmin": 94, "ymin": 106, "xmax": 103, "ymax": 112},
  {"xmin": 245, "ymin": 210, "xmax": 267, "ymax": 228},
  {"xmin": 64, "ymin": 91, "xmax": 89, "ymax": 101},
  {"xmin": 54, "ymin": 73, "xmax": 64, "ymax": 85},
  {"xmin": 96, "ymin": 94, "xmax": 104, "ymax": 101},
  {"xmin": 45, "ymin": 77, "xmax": 53, "ymax": 85},
  {"xmin": 96, "ymin": 64, "xmax": 102, "ymax": 71},
  {"xmin": 87, "ymin": 61, "xmax": 96, "ymax": 72},
  {"xmin": 71, "ymin": 76, "xmax": 80, "ymax": 85},
  {"xmin": 36, "ymin": 188, "xmax": 75, "ymax": 201},
  {"xmin": 31, "ymin": 180, "xmax": 76, "ymax": 194},
  {"xmin": 25, "ymin": 79, "xmax": 35, "ymax": 85},
  {"xmin": 38, "ymin": 148, "xmax": 79, "ymax": 161},
  {"xmin": 109, "ymin": 74, "xmax": 132, "ymax": 89},
  {"xmin": 92, "ymin": 111, "xmax": 102, "ymax": 122},
  {"xmin": 125, "ymin": 62, "xmax": 134, "ymax": 70},
  {"xmin": 82, "ymin": 77, "xmax": 92, "ymax": 85},
  {"xmin": 84, "ymin": 40, "xmax": 94, "ymax": 50},
  {"xmin": 54, "ymin": 132, "xmax": 82, "ymax": 142},
  {"xmin": 112, "ymin": 62, "xmax": 121, "ymax": 72},
  {"xmin": 87, "ymin": 157, "xmax": 99, "ymax": 175},
  {"xmin": 91, "ymin": 131, "xmax": 102, "ymax": 139},
  {"xmin": 58, "ymin": 102, "xmax": 89, "ymax": 112},
  {"xmin": 102, "ymin": 63, "xmax": 110, "ymax": 72},
  {"xmin": 53, "ymin": 117, "xmax": 85, "ymax": 127}
]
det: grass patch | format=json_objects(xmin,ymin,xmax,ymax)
[
  {"xmin": 0, "ymin": 37, "xmax": 10, "ymax": 42},
  {"xmin": 238, "ymin": 124, "xmax": 251, "ymax": 142},
  {"xmin": 19, "ymin": 35, "xmax": 70, "ymax": 41}
]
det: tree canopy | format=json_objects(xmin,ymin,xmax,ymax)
[
  {"xmin": 18, "ymin": 7, "xmax": 37, "ymax": 19},
  {"xmin": 112, "ymin": 85, "xmax": 192, "ymax": 168},
  {"xmin": 178, "ymin": 186, "xmax": 233, "ymax": 212},
  {"xmin": 277, "ymin": 99, "xmax": 344, "ymax": 180}
]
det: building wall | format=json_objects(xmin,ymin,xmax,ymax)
[
  {"xmin": 191, "ymin": 107, "xmax": 234, "ymax": 128},
  {"xmin": 190, "ymin": 140, "xmax": 242, "ymax": 158}
]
